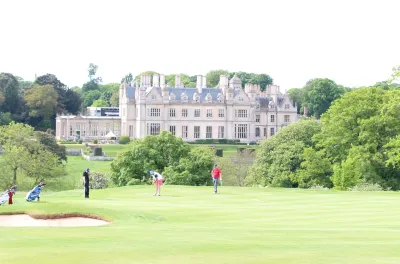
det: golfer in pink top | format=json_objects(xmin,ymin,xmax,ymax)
[{"xmin": 150, "ymin": 170, "xmax": 163, "ymax": 196}]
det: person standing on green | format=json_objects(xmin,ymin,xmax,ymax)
[
  {"xmin": 211, "ymin": 164, "xmax": 222, "ymax": 194},
  {"xmin": 82, "ymin": 168, "xmax": 90, "ymax": 198}
]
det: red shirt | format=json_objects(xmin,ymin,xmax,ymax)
[{"xmin": 212, "ymin": 168, "xmax": 221, "ymax": 179}]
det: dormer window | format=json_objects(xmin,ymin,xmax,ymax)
[
  {"xmin": 217, "ymin": 93, "xmax": 224, "ymax": 103},
  {"xmin": 193, "ymin": 93, "xmax": 200, "ymax": 103},
  {"xmin": 169, "ymin": 93, "xmax": 176, "ymax": 101},
  {"xmin": 205, "ymin": 93, "xmax": 212, "ymax": 103},
  {"xmin": 256, "ymin": 101, "xmax": 260, "ymax": 109},
  {"xmin": 181, "ymin": 92, "xmax": 188, "ymax": 102}
]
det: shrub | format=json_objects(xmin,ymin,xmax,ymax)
[
  {"xmin": 349, "ymin": 183, "xmax": 384, "ymax": 192},
  {"xmin": 119, "ymin": 136, "xmax": 131, "ymax": 145},
  {"xmin": 89, "ymin": 172, "xmax": 108, "ymax": 189},
  {"xmin": 127, "ymin": 178, "xmax": 142, "ymax": 186},
  {"xmin": 93, "ymin": 139, "xmax": 98, "ymax": 144},
  {"xmin": 78, "ymin": 139, "xmax": 83, "ymax": 144}
]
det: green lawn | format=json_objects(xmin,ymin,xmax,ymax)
[
  {"xmin": 1, "ymin": 186, "xmax": 400, "ymax": 264},
  {"xmin": 66, "ymin": 156, "xmax": 112, "ymax": 186}
]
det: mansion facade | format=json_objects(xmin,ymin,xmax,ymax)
[{"xmin": 55, "ymin": 74, "xmax": 299, "ymax": 143}]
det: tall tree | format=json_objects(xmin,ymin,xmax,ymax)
[
  {"xmin": 24, "ymin": 84, "xmax": 58, "ymax": 118},
  {"xmin": 0, "ymin": 73, "xmax": 21, "ymax": 114},
  {"xmin": 206, "ymin": 69, "xmax": 229, "ymax": 87},
  {"xmin": 303, "ymin": 78, "xmax": 346, "ymax": 118}
]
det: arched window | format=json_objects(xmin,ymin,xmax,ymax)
[
  {"xmin": 181, "ymin": 92, "xmax": 188, "ymax": 102},
  {"xmin": 169, "ymin": 92, "xmax": 176, "ymax": 101}
]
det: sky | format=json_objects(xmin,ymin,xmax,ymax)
[{"xmin": 1, "ymin": 0, "xmax": 399, "ymax": 92}]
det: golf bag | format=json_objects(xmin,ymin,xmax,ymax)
[
  {"xmin": 0, "ymin": 186, "xmax": 16, "ymax": 206},
  {"xmin": 26, "ymin": 182, "xmax": 46, "ymax": 202}
]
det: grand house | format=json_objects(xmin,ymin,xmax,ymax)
[{"xmin": 55, "ymin": 74, "xmax": 299, "ymax": 143}]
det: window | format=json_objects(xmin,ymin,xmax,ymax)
[
  {"xmin": 235, "ymin": 109, "xmax": 248, "ymax": 118},
  {"xmin": 256, "ymin": 127, "xmax": 260, "ymax": 137},
  {"xmin": 256, "ymin": 115, "xmax": 260, "ymax": 123},
  {"xmin": 218, "ymin": 126, "xmax": 224, "ymax": 138},
  {"xmin": 271, "ymin": 115, "xmax": 275, "ymax": 123},
  {"xmin": 217, "ymin": 93, "xmax": 224, "ymax": 103},
  {"xmin": 82, "ymin": 124, "xmax": 86, "ymax": 136},
  {"xmin": 193, "ymin": 93, "xmax": 200, "ymax": 102},
  {"xmin": 238, "ymin": 97, "xmax": 244, "ymax": 102},
  {"xmin": 147, "ymin": 123, "xmax": 161, "ymax": 135},
  {"xmin": 169, "ymin": 108, "xmax": 176, "ymax": 117},
  {"xmin": 182, "ymin": 109, "xmax": 188, "ymax": 117},
  {"xmin": 270, "ymin": 127, "xmax": 275, "ymax": 136},
  {"xmin": 284, "ymin": 115, "xmax": 290, "ymax": 123},
  {"xmin": 182, "ymin": 126, "xmax": 188, "ymax": 138},
  {"xmin": 206, "ymin": 109, "xmax": 212, "ymax": 118},
  {"xmin": 218, "ymin": 109, "xmax": 225, "ymax": 117},
  {"xmin": 194, "ymin": 109, "xmax": 200, "ymax": 117},
  {"xmin": 181, "ymin": 94, "xmax": 188, "ymax": 102},
  {"xmin": 129, "ymin": 125, "xmax": 133, "ymax": 137},
  {"xmin": 205, "ymin": 93, "xmax": 212, "ymax": 102},
  {"xmin": 69, "ymin": 125, "xmax": 73, "ymax": 136},
  {"xmin": 169, "ymin": 93, "xmax": 176, "ymax": 101},
  {"xmin": 264, "ymin": 127, "xmax": 267, "ymax": 137},
  {"xmin": 285, "ymin": 104, "xmax": 290, "ymax": 109},
  {"xmin": 149, "ymin": 108, "xmax": 161, "ymax": 117},
  {"xmin": 151, "ymin": 94, "xmax": 156, "ymax": 100},
  {"xmin": 169, "ymin": 125, "xmax": 176, "ymax": 135},
  {"xmin": 194, "ymin": 126, "xmax": 200, "ymax": 138},
  {"xmin": 235, "ymin": 124, "xmax": 248, "ymax": 139},
  {"xmin": 206, "ymin": 126, "xmax": 212, "ymax": 138}
]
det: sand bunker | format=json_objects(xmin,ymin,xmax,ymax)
[{"xmin": 0, "ymin": 214, "xmax": 110, "ymax": 227}]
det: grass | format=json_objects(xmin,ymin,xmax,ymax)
[
  {"xmin": 1, "ymin": 186, "xmax": 400, "ymax": 264},
  {"xmin": 66, "ymin": 156, "xmax": 112, "ymax": 185}
]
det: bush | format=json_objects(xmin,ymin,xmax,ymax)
[
  {"xmin": 93, "ymin": 139, "xmax": 98, "ymax": 144},
  {"xmin": 89, "ymin": 172, "xmax": 108, "ymax": 189},
  {"xmin": 78, "ymin": 139, "xmax": 83, "ymax": 144},
  {"xmin": 349, "ymin": 183, "xmax": 384, "ymax": 192},
  {"xmin": 119, "ymin": 136, "xmax": 131, "ymax": 145},
  {"xmin": 127, "ymin": 178, "xmax": 142, "ymax": 186}
]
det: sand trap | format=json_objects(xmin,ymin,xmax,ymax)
[{"xmin": 0, "ymin": 214, "xmax": 109, "ymax": 227}]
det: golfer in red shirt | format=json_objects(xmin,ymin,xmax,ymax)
[{"xmin": 211, "ymin": 164, "xmax": 222, "ymax": 194}]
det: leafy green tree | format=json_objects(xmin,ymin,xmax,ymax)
[
  {"xmin": 121, "ymin": 73, "xmax": 134, "ymax": 84},
  {"xmin": 91, "ymin": 99, "xmax": 109, "ymax": 107},
  {"xmin": 110, "ymin": 131, "xmax": 191, "ymax": 186},
  {"xmin": 163, "ymin": 146, "xmax": 215, "ymax": 185},
  {"xmin": 24, "ymin": 84, "xmax": 58, "ymax": 118},
  {"xmin": 303, "ymin": 78, "xmax": 346, "ymax": 118},
  {"xmin": 247, "ymin": 118, "xmax": 321, "ymax": 187},
  {"xmin": 295, "ymin": 148, "xmax": 333, "ymax": 188},
  {"xmin": 110, "ymin": 92, "xmax": 119, "ymax": 107},
  {"xmin": 206, "ymin": 70, "xmax": 229, "ymax": 87},
  {"xmin": 35, "ymin": 131, "xmax": 67, "ymax": 162},
  {"xmin": 88, "ymin": 63, "xmax": 102, "ymax": 83},
  {"xmin": 0, "ymin": 73, "xmax": 21, "ymax": 114},
  {"xmin": 82, "ymin": 80, "xmax": 100, "ymax": 93},
  {"xmin": 83, "ymin": 90, "xmax": 102, "ymax": 107},
  {"xmin": 287, "ymin": 88, "xmax": 304, "ymax": 114},
  {"xmin": 0, "ymin": 112, "xmax": 12, "ymax": 125},
  {"xmin": 0, "ymin": 122, "xmax": 66, "ymax": 186}
]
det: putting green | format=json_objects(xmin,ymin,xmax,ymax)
[{"xmin": 1, "ymin": 186, "xmax": 400, "ymax": 264}]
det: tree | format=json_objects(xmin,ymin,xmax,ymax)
[
  {"xmin": 91, "ymin": 99, "xmax": 108, "ymax": 107},
  {"xmin": 110, "ymin": 91, "xmax": 119, "ymax": 107},
  {"xmin": 83, "ymin": 90, "xmax": 102, "ymax": 107},
  {"xmin": 388, "ymin": 65, "xmax": 400, "ymax": 84},
  {"xmin": 0, "ymin": 112, "xmax": 12, "ymax": 125},
  {"xmin": 206, "ymin": 70, "xmax": 229, "ymax": 87},
  {"xmin": 163, "ymin": 146, "xmax": 215, "ymax": 185},
  {"xmin": 303, "ymin": 78, "xmax": 346, "ymax": 118},
  {"xmin": 287, "ymin": 88, "xmax": 304, "ymax": 114},
  {"xmin": 64, "ymin": 89, "xmax": 82, "ymax": 114},
  {"xmin": 0, "ymin": 73, "xmax": 21, "ymax": 114},
  {"xmin": 24, "ymin": 84, "xmax": 58, "ymax": 118},
  {"xmin": 313, "ymin": 87, "xmax": 400, "ymax": 190},
  {"xmin": 0, "ymin": 122, "xmax": 66, "ymax": 186},
  {"xmin": 247, "ymin": 118, "xmax": 321, "ymax": 187},
  {"xmin": 88, "ymin": 63, "xmax": 102, "ymax": 83},
  {"xmin": 121, "ymin": 73, "xmax": 134, "ymax": 84},
  {"xmin": 35, "ymin": 131, "xmax": 67, "ymax": 162},
  {"xmin": 82, "ymin": 80, "xmax": 100, "ymax": 93},
  {"xmin": 110, "ymin": 131, "xmax": 191, "ymax": 186}
]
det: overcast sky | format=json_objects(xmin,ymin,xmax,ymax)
[{"xmin": 1, "ymin": 0, "xmax": 399, "ymax": 91}]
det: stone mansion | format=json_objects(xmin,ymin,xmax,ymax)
[{"xmin": 55, "ymin": 74, "xmax": 299, "ymax": 143}]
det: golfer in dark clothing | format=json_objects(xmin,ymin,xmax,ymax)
[{"xmin": 82, "ymin": 168, "xmax": 90, "ymax": 198}]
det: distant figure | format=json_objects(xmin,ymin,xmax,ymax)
[
  {"xmin": 82, "ymin": 168, "xmax": 90, "ymax": 198},
  {"xmin": 211, "ymin": 164, "xmax": 222, "ymax": 194},
  {"xmin": 149, "ymin": 170, "xmax": 164, "ymax": 196}
]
